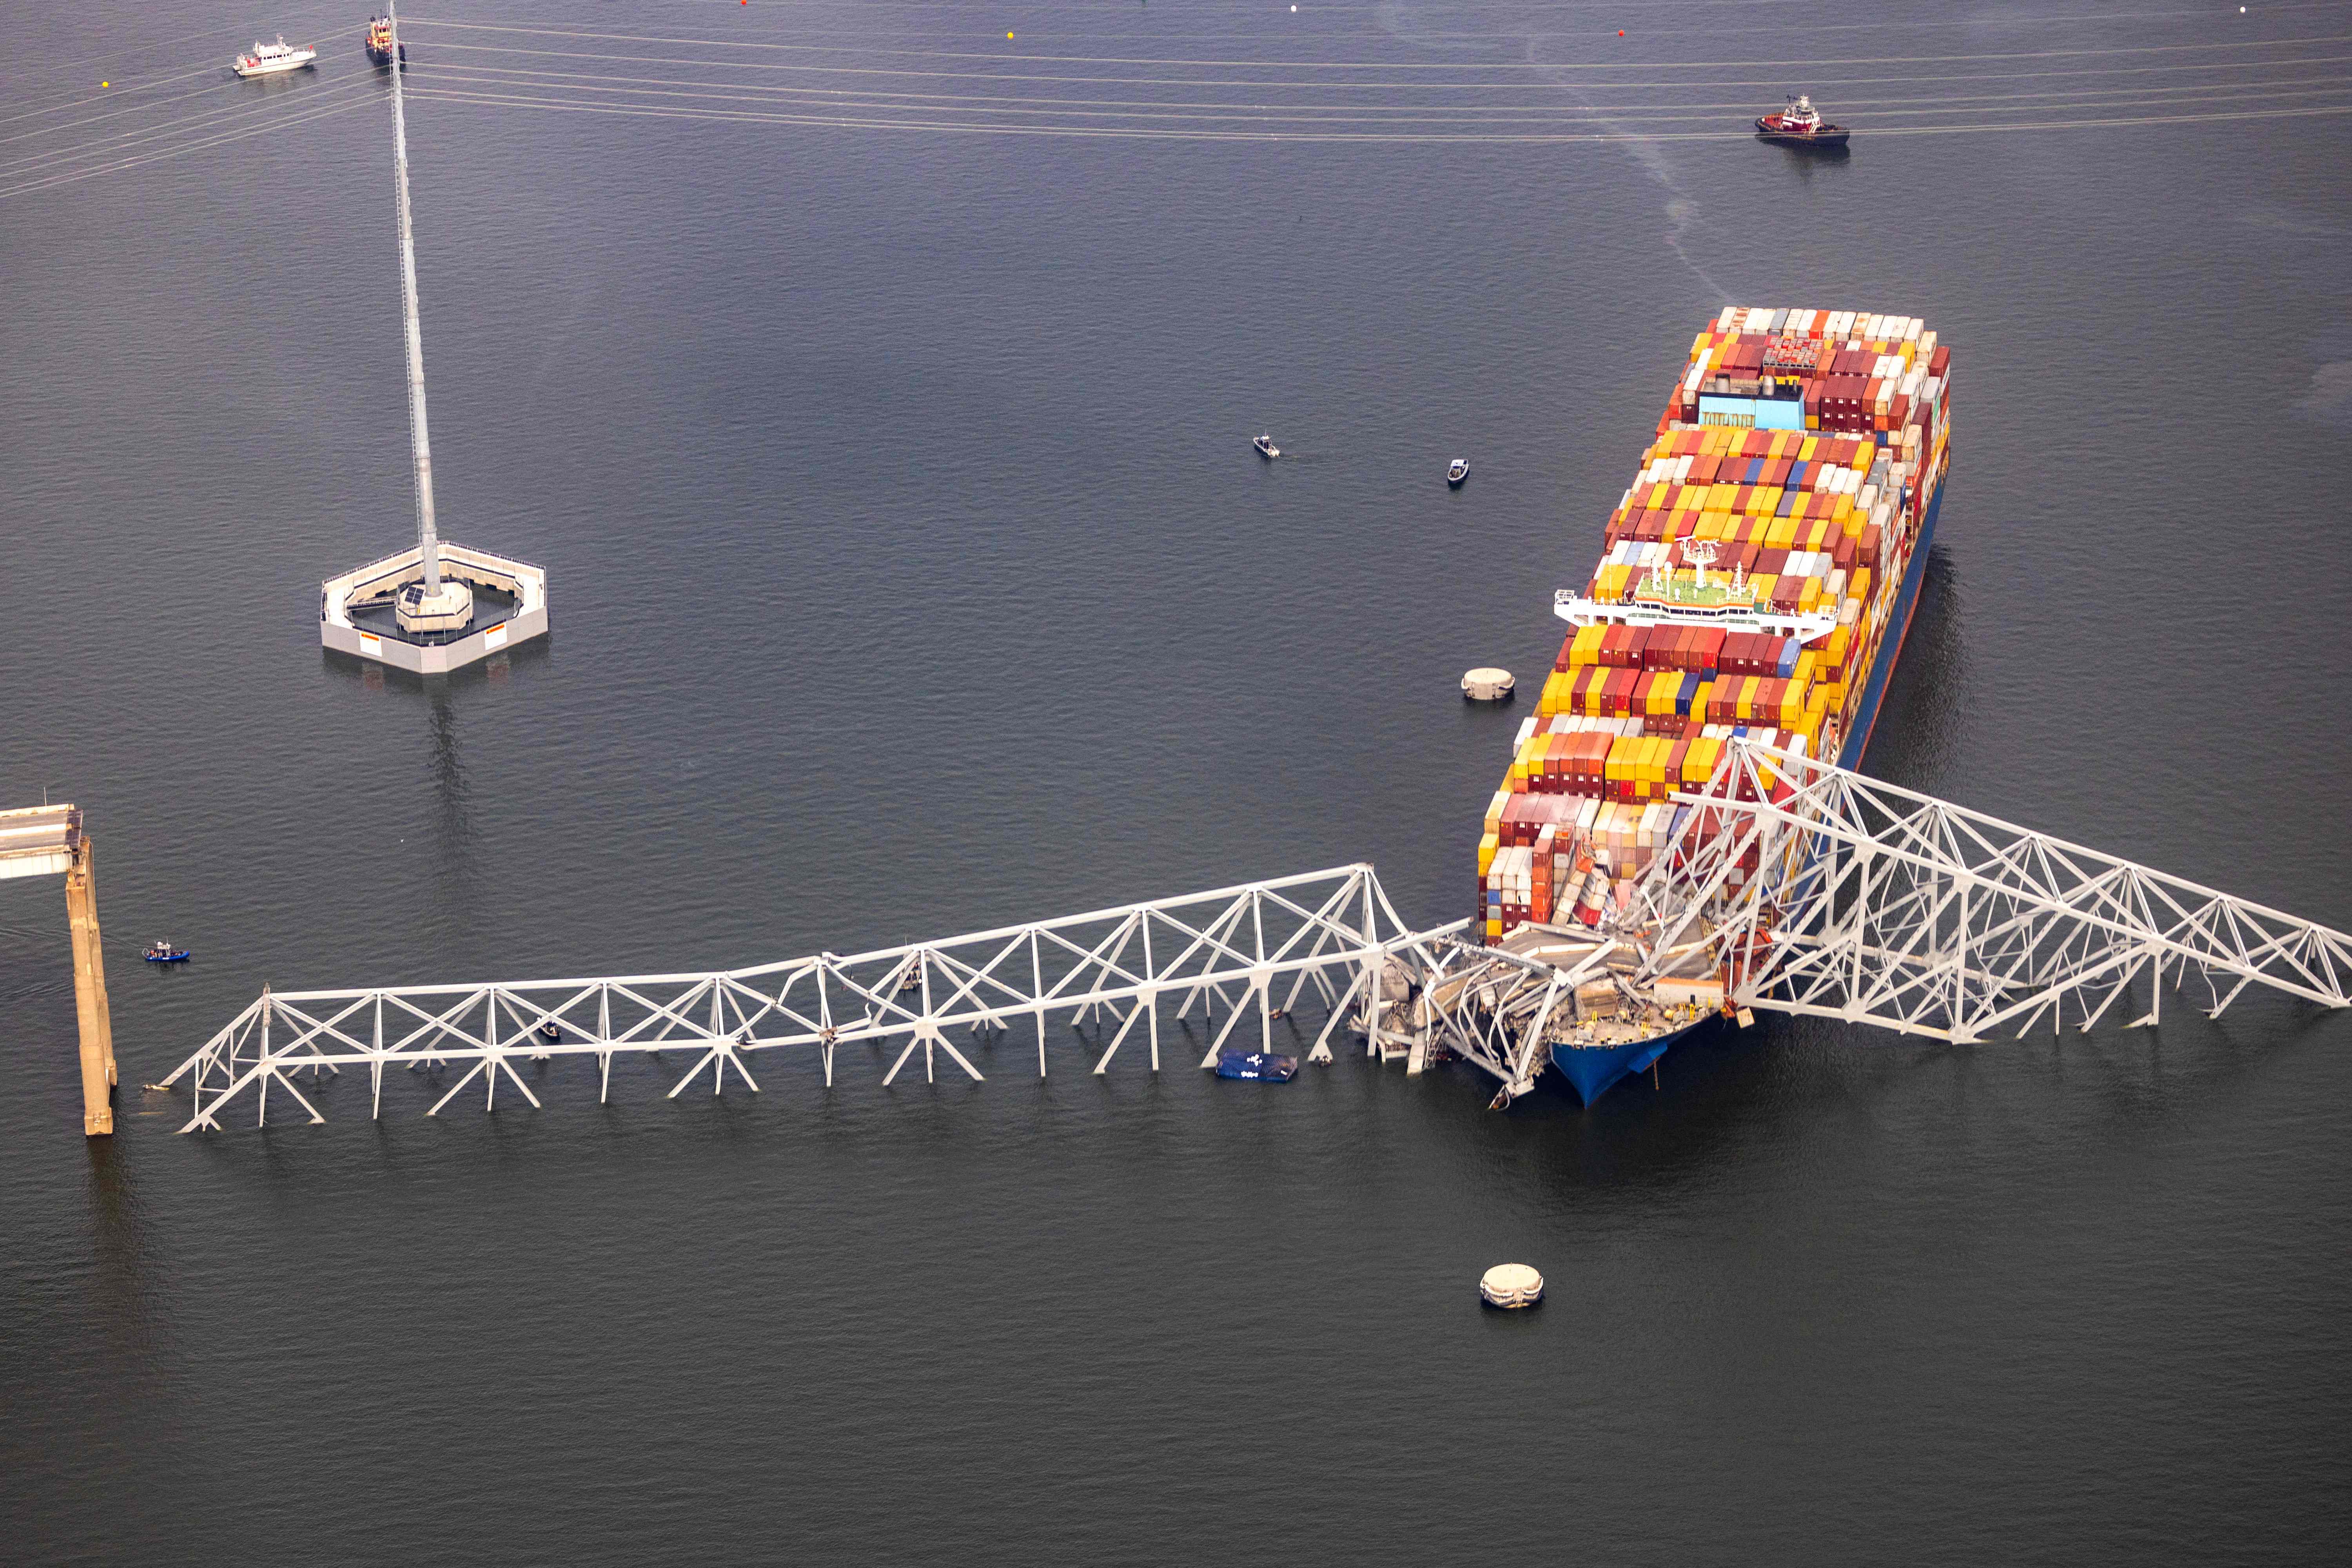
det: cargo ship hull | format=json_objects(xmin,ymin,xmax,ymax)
[
  {"xmin": 1479, "ymin": 307, "xmax": 1953, "ymax": 1101},
  {"xmin": 1550, "ymin": 1015, "xmax": 1710, "ymax": 1104}
]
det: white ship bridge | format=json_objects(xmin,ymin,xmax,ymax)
[{"xmin": 160, "ymin": 744, "xmax": 2352, "ymax": 1131}]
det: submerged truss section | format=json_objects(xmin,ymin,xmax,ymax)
[{"xmin": 161, "ymin": 866, "xmax": 1435, "ymax": 1132}]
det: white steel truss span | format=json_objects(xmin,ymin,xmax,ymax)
[
  {"xmin": 161, "ymin": 749, "xmax": 2352, "ymax": 1133},
  {"xmin": 160, "ymin": 866, "xmax": 1442, "ymax": 1132},
  {"xmin": 1381, "ymin": 740, "xmax": 2352, "ymax": 1103},
  {"xmin": 1644, "ymin": 740, "xmax": 2352, "ymax": 1042}
]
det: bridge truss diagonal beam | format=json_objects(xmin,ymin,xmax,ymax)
[
  {"xmin": 159, "ymin": 865, "xmax": 1438, "ymax": 1133},
  {"xmin": 1629, "ymin": 741, "xmax": 2352, "ymax": 1045}
]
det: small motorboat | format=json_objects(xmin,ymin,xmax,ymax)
[
  {"xmin": 144, "ymin": 940, "xmax": 190, "ymax": 964},
  {"xmin": 1446, "ymin": 458, "xmax": 1469, "ymax": 487},
  {"xmin": 1755, "ymin": 93, "xmax": 1849, "ymax": 149},
  {"xmin": 1214, "ymin": 1047, "xmax": 1298, "ymax": 1082},
  {"xmin": 363, "ymin": 16, "xmax": 407, "ymax": 66},
  {"xmin": 232, "ymin": 36, "xmax": 319, "ymax": 77},
  {"xmin": 539, "ymin": 1022, "xmax": 561, "ymax": 1042},
  {"xmin": 1253, "ymin": 433, "xmax": 1280, "ymax": 460}
]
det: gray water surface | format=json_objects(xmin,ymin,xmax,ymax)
[{"xmin": 4, "ymin": 3, "xmax": 2350, "ymax": 1563}]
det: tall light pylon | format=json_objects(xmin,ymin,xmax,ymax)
[
  {"xmin": 316, "ymin": 4, "xmax": 550, "ymax": 673},
  {"xmin": 387, "ymin": 1, "xmax": 440, "ymax": 596}
]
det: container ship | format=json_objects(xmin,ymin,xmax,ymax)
[{"xmin": 1476, "ymin": 306, "xmax": 1953, "ymax": 1102}]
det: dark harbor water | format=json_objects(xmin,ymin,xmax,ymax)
[{"xmin": 5, "ymin": 2, "xmax": 2351, "ymax": 1562}]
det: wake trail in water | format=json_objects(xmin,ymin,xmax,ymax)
[{"xmin": 1370, "ymin": 2, "xmax": 1728, "ymax": 302}]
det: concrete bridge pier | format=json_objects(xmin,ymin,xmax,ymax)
[{"xmin": 66, "ymin": 837, "xmax": 117, "ymax": 1135}]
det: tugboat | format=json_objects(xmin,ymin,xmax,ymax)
[
  {"xmin": 144, "ymin": 940, "xmax": 191, "ymax": 964},
  {"xmin": 1214, "ymin": 1047, "xmax": 1298, "ymax": 1082},
  {"xmin": 1446, "ymin": 457, "xmax": 1469, "ymax": 487},
  {"xmin": 364, "ymin": 15, "xmax": 407, "ymax": 67},
  {"xmin": 1754, "ymin": 93, "xmax": 1849, "ymax": 149},
  {"xmin": 231, "ymin": 36, "xmax": 319, "ymax": 78},
  {"xmin": 1252, "ymin": 433, "xmax": 1280, "ymax": 459}
]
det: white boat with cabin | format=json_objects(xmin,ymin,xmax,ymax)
[{"xmin": 232, "ymin": 37, "xmax": 318, "ymax": 78}]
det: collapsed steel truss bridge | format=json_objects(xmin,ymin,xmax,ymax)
[
  {"xmin": 162, "ymin": 745, "xmax": 2352, "ymax": 1132},
  {"xmin": 160, "ymin": 867, "xmax": 1439, "ymax": 1132}
]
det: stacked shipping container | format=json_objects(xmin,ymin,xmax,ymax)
[{"xmin": 1481, "ymin": 307, "xmax": 1954, "ymax": 942}]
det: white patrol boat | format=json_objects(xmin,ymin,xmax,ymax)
[
  {"xmin": 1553, "ymin": 539, "xmax": 1839, "ymax": 644},
  {"xmin": 232, "ymin": 36, "xmax": 318, "ymax": 78}
]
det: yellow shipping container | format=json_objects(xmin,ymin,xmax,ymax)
[
  {"xmin": 1478, "ymin": 833, "xmax": 1500, "ymax": 876},
  {"xmin": 1778, "ymin": 685, "xmax": 1806, "ymax": 729},
  {"xmin": 1570, "ymin": 624, "xmax": 1606, "ymax": 665},
  {"xmin": 1748, "ymin": 573, "xmax": 1777, "ymax": 604},
  {"xmin": 1851, "ymin": 567, "xmax": 1872, "ymax": 603},
  {"xmin": 1798, "ymin": 578, "xmax": 1820, "ymax": 613},
  {"xmin": 1804, "ymin": 517, "xmax": 1833, "ymax": 551},
  {"xmin": 1689, "ymin": 677, "xmax": 1714, "ymax": 719},
  {"xmin": 1792, "ymin": 650, "xmax": 1817, "ymax": 688},
  {"xmin": 1737, "ymin": 675, "xmax": 1763, "ymax": 720},
  {"xmin": 1764, "ymin": 516, "xmax": 1798, "ymax": 549},
  {"xmin": 1798, "ymin": 436, "xmax": 1820, "ymax": 461}
]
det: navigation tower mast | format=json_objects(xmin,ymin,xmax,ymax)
[
  {"xmin": 385, "ymin": 1, "xmax": 468, "ymax": 632},
  {"xmin": 318, "ymin": 2, "xmax": 549, "ymax": 675}
]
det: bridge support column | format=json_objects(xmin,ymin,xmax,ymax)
[{"xmin": 65, "ymin": 837, "xmax": 117, "ymax": 1136}]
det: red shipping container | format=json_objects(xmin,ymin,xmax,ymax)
[
  {"xmin": 1688, "ymin": 626, "xmax": 1725, "ymax": 673},
  {"xmin": 1605, "ymin": 668, "xmax": 1638, "ymax": 715},
  {"xmin": 1928, "ymin": 344, "xmax": 1951, "ymax": 377},
  {"xmin": 1858, "ymin": 523, "xmax": 1883, "ymax": 572}
]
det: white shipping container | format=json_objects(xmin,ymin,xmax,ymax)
[
  {"xmin": 1515, "ymin": 716, "xmax": 1537, "ymax": 747},
  {"xmin": 1902, "ymin": 317, "xmax": 1922, "ymax": 343},
  {"xmin": 1717, "ymin": 305, "xmax": 1741, "ymax": 331},
  {"xmin": 1743, "ymin": 306, "xmax": 1773, "ymax": 332}
]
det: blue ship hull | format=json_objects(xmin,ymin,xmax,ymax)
[
  {"xmin": 1545, "ymin": 468, "xmax": 1945, "ymax": 1103},
  {"xmin": 1550, "ymin": 1016, "xmax": 1711, "ymax": 1104}
]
